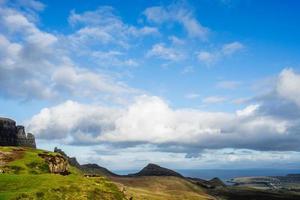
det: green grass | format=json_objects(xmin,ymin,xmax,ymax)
[
  {"xmin": 0, "ymin": 174, "xmax": 124, "ymax": 200},
  {"xmin": 112, "ymin": 176, "xmax": 215, "ymax": 200},
  {"xmin": 5, "ymin": 148, "xmax": 50, "ymax": 174},
  {"xmin": 0, "ymin": 147, "xmax": 125, "ymax": 200}
]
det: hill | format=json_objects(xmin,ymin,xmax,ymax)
[
  {"xmin": 0, "ymin": 146, "xmax": 125, "ymax": 200},
  {"xmin": 81, "ymin": 163, "xmax": 119, "ymax": 177},
  {"xmin": 128, "ymin": 163, "xmax": 183, "ymax": 177}
]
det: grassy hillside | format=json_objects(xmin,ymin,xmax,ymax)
[
  {"xmin": 111, "ymin": 176, "xmax": 215, "ymax": 200},
  {"xmin": 0, "ymin": 147, "xmax": 125, "ymax": 200}
]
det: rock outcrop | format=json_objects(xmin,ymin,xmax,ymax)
[
  {"xmin": 129, "ymin": 163, "xmax": 183, "ymax": 177},
  {"xmin": 54, "ymin": 147, "xmax": 81, "ymax": 168},
  {"xmin": 54, "ymin": 147, "xmax": 118, "ymax": 177},
  {"xmin": 0, "ymin": 117, "xmax": 36, "ymax": 148},
  {"xmin": 39, "ymin": 153, "xmax": 69, "ymax": 175}
]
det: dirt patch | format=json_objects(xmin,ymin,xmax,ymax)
[{"xmin": 0, "ymin": 148, "xmax": 25, "ymax": 166}]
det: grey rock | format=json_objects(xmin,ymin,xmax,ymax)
[{"xmin": 0, "ymin": 117, "xmax": 36, "ymax": 148}]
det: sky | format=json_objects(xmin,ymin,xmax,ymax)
[{"xmin": 1, "ymin": 0, "xmax": 300, "ymax": 171}]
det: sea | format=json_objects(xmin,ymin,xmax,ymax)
[{"xmin": 115, "ymin": 169, "xmax": 300, "ymax": 184}]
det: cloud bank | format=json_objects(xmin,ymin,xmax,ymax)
[{"xmin": 27, "ymin": 69, "xmax": 300, "ymax": 154}]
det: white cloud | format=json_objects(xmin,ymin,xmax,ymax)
[
  {"xmin": 202, "ymin": 96, "xmax": 227, "ymax": 104},
  {"xmin": 147, "ymin": 43, "xmax": 184, "ymax": 61},
  {"xmin": 0, "ymin": 4, "xmax": 138, "ymax": 101},
  {"xmin": 144, "ymin": 4, "xmax": 209, "ymax": 40},
  {"xmin": 236, "ymin": 104, "xmax": 259, "ymax": 117},
  {"xmin": 276, "ymin": 68, "xmax": 300, "ymax": 107},
  {"xmin": 197, "ymin": 51, "xmax": 217, "ymax": 65},
  {"xmin": 185, "ymin": 93, "xmax": 200, "ymax": 99},
  {"xmin": 222, "ymin": 41, "xmax": 244, "ymax": 55},
  {"xmin": 181, "ymin": 66, "xmax": 194, "ymax": 74},
  {"xmin": 26, "ymin": 100, "xmax": 121, "ymax": 141},
  {"xmin": 216, "ymin": 80, "xmax": 241, "ymax": 89},
  {"xmin": 91, "ymin": 50, "xmax": 139, "ymax": 67},
  {"xmin": 69, "ymin": 7, "xmax": 159, "ymax": 49},
  {"xmin": 169, "ymin": 36, "xmax": 185, "ymax": 45},
  {"xmin": 52, "ymin": 65, "xmax": 137, "ymax": 98},
  {"xmin": 17, "ymin": 0, "xmax": 45, "ymax": 11},
  {"xmin": 197, "ymin": 41, "xmax": 244, "ymax": 65},
  {"xmin": 27, "ymin": 94, "xmax": 294, "ymax": 151}
]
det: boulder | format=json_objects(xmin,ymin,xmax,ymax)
[{"xmin": 39, "ymin": 153, "xmax": 69, "ymax": 175}]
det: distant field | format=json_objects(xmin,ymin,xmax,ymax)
[{"xmin": 111, "ymin": 176, "xmax": 215, "ymax": 200}]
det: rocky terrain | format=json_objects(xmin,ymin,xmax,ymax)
[{"xmin": 54, "ymin": 147, "xmax": 119, "ymax": 177}]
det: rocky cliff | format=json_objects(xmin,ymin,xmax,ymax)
[{"xmin": 0, "ymin": 117, "xmax": 36, "ymax": 148}]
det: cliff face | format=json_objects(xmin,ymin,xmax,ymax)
[{"xmin": 0, "ymin": 117, "xmax": 36, "ymax": 148}]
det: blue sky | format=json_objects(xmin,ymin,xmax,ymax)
[{"xmin": 1, "ymin": 0, "xmax": 300, "ymax": 170}]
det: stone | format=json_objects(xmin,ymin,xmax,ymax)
[
  {"xmin": 54, "ymin": 147, "xmax": 81, "ymax": 168},
  {"xmin": 0, "ymin": 117, "xmax": 36, "ymax": 148},
  {"xmin": 38, "ymin": 153, "xmax": 69, "ymax": 175}
]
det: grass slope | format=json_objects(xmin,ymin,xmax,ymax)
[
  {"xmin": 112, "ymin": 176, "xmax": 215, "ymax": 200},
  {"xmin": 0, "ymin": 147, "xmax": 125, "ymax": 200}
]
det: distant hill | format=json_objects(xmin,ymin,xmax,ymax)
[
  {"xmin": 187, "ymin": 177, "xmax": 226, "ymax": 189},
  {"xmin": 128, "ymin": 163, "xmax": 183, "ymax": 177},
  {"xmin": 81, "ymin": 163, "xmax": 119, "ymax": 177}
]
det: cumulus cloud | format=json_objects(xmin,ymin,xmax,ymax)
[
  {"xmin": 144, "ymin": 4, "xmax": 209, "ymax": 40},
  {"xmin": 26, "ymin": 100, "xmax": 121, "ymax": 143},
  {"xmin": 27, "ymin": 80, "xmax": 300, "ymax": 152},
  {"xmin": 276, "ymin": 68, "xmax": 300, "ymax": 107}
]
